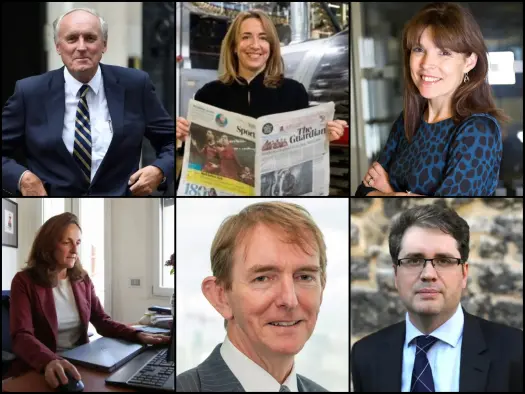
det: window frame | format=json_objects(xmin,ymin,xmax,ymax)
[{"xmin": 153, "ymin": 198, "xmax": 174, "ymax": 297}]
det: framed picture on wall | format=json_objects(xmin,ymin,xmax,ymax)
[{"xmin": 2, "ymin": 198, "xmax": 18, "ymax": 248}]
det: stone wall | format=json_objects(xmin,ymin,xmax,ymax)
[{"xmin": 350, "ymin": 198, "xmax": 523, "ymax": 390}]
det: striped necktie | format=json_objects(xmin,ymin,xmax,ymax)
[
  {"xmin": 411, "ymin": 335, "xmax": 438, "ymax": 392},
  {"xmin": 279, "ymin": 385, "xmax": 291, "ymax": 392},
  {"xmin": 73, "ymin": 84, "xmax": 92, "ymax": 183}
]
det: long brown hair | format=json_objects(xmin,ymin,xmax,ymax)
[
  {"xmin": 218, "ymin": 9, "xmax": 284, "ymax": 88},
  {"xmin": 21, "ymin": 212, "xmax": 88, "ymax": 288},
  {"xmin": 402, "ymin": 2, "xmax": 510, "ymax": 142}
]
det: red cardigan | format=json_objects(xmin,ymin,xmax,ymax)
[{"xmin": 5, "ymin": 270, "xmax": 142, "ymax": 379}]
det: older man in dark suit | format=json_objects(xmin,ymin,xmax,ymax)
[{"xmin": 2, "ymin": 7, "xmax": 174, "ymax": 196}]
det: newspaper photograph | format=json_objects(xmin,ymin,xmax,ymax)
[{"xmin": 177, "ymin": 99, "xmax": 335, "ymax": 196}]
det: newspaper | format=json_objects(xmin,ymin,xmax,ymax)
[{"xmin": 177, "ymin": 99, "xmax": 335, "ymax": 196}]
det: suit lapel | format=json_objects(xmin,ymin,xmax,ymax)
[
  {"xmin": 91, "ymin": 63, "xmax": 125, "ymax": 186},
  {"xmin": 459, "ymin": 308, "xmax": 490, "ymax": 391},
  {"xmin": 37, "ymin": 284, "xmax": 58, "ymax": 345},
  {"xmin": 297, "ymin": 375, "xmax": 305, "ymax": 392},
  {"xmin": 378, "ymin": 321, "xmax": 406, "ymax": 391},
  {"xmin": 297, "ymin": 375, "xmax": 311, "ymax": 392},
  {"xmin": 198, "ymin": 343, "xmax": 245, "ymax": 392}
]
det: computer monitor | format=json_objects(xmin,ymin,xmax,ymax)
[{"xmin": 167, "ymin": 322, "xmax": 174, "ymax": 362}]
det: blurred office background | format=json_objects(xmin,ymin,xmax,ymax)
[
  {"xmin": 1, "ymin": 2, "xmax": 175, "ymax": 195},
  {"xmin": 176, "ymin": 198, "xmax": 349, "ymax": 392},
  {"xmin": 176, "ymin": 2, "xmax": 350, "ymax": 195},
  {"xmin": 350, "ymin": 2, "xmax": 523, "ymax": 196}
]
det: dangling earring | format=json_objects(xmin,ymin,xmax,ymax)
[{"xmin": 463, "ymin": 72, "xmax": 469, "ymax": 83}]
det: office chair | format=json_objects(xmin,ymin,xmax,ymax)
[{"xmin": 2, "ymin": 291, "xmax": 16, "ymax": 378}]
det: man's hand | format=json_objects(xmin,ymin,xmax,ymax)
[
  {"xmin": 129, "ymin": 166, "xmax": 164, "ymax": 196},
  {"xmin": 362, "ymin": 161, "xmax": 394, "ymax": 193},
  {"xmin": 136, "ymin": 332, "xmax": 170, "ymax": 345},
  {"xmin": 20, "ymin": 171, "xmax": 47, "ymax": 196}
]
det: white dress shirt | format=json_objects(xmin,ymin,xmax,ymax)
[
  {"xmin": 63, "ymin": 65, "xmax": 113, "ymax": 182},
  {"xmin": 220, "ymin": 335, "xmax": 298, "ymax": 392},
  {"xmin": 401, "ymin": 303, "xmax": 464, "ymax": 392}
]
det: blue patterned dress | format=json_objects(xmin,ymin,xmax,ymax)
[{"xmin": 357, "ymin": 112, "xmax": 502, "ymax": 196}]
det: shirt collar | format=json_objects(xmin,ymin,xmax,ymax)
[
  {"xmin": 220, "ymin": 334, "xmax": 298, "ymax": 392},
  {"xmin": 405, "ymin": 303, "xmax": 464, "ymax": 348},
  {"xmin": 64, "ymin": 64, "xmax": 102, "ymax": 97}
]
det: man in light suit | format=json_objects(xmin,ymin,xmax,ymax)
[
  {"xmin": 351, "ymin": 205, "xmax": 523, "ymax": 392},
  {"xmin": 176, "ymin": 202, "xmax": 329, "ymax": 392},
  {"xmin": 2, "ymin": 8, "xmax": 174, "ymax": 196}
]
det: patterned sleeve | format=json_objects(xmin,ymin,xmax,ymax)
[
  {"xmin": 354, "ymin": 113, "xmax": 403, "ymax": 196},
  {"xmin": 434, "ymin": 116, "xmax": 502, "ymax": 196},
  {"xmin": 377, "ymin": 112, "xmax": 403, "ymax": 172}
]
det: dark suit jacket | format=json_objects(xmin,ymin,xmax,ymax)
[
  {"xmin": 351, "ymin": 307, "xmax": 523, "ymax": 392},
  {"xmin": 176, "ymin": 343, "xmax": 328, "ymax": 392},
  {"xmin": 2, "ymin": 63, "xmax": 174, "ymax": 196},
  {"xmin": 4, "ymin": 270, "xmax": 143, "ymax": 379}
]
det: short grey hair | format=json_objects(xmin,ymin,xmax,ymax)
[{"xmin": 53, "ymin": 8, "xmax": 108, "ymax": 44}]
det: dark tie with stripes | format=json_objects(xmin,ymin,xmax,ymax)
[
  {"xmin": 73, "ymin": 84, "xmax": 92, "ymax": 183},
  {"xmin": 411, "ymin": 335, "xmax": 438, "ymax": 392},
  {"xmin": 279, "ymin": 385, "xmax": 291, "ymax": 392}
]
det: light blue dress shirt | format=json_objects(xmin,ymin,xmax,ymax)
[{"xmin": 401, "ymin": 303, "xmax": 464, "ymax": 392}]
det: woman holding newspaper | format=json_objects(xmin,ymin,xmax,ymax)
[{"xmin": 176, "ymin": 9, "xmax": 347, "ymax": 143}]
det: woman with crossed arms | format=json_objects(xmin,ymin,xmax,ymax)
[{"xmin": 356, "ymin": 2, "xmax": 509, "ymax": 197}]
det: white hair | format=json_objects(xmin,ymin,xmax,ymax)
[{"xmin": 53, "ymin": 8, "xmax": 108, "ymax": 44}]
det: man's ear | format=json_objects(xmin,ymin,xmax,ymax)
[{"xmin": 202, "ymin": 276, "xmax": 233, "ymax": 320}]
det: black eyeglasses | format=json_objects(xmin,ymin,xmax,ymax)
[{"xmin": 397, "ymin": 257, "xmax": 463, "ymax": 272}]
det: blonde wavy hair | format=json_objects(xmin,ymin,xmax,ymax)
[{"xmin": 218, "ymin": 9, "xmax": 284, "ymax": 88}]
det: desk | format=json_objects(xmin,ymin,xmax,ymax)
[
  {"xmin": 2, "ymin": 323, "xmax": 164, "ymax": 392},
  {"xmin": 2, "ymin": 365, "xmax": 137, "ymax": 392}
]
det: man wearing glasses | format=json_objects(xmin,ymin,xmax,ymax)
[{"xmin": 351, "ymin": 204, "xmax": 522, "ymax": 392}]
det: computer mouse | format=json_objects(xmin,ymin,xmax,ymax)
[{"xmin": 56, "ymin": 370, "xmax": 84, "ymax": 392}]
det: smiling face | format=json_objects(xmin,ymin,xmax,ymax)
[
  {"xmin": 54, "ymin": 223, "xmax": 82, "ymax": 277},
  {"xmin": 56, "ymin": 10, "xmax": 107, "ymax": 83},
  {"xmin": 225, "ymin": 224, "xmax": 324, "ymax": 357},
  {"xmin": 409, "ymin": 26, "xmax": 477, "ymax": 108},
  {"xmin": 236, "ymin": 17, "xmax": 271, "ymax": 79},
  {"xmin": 394, "ymin": 226, "xmax": 468, "ymax": 329}
]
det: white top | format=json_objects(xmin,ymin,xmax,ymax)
[
  {"xmin": 53, "ymin": 276, "xmax": 83, "ymax": 352},
  {"xmin": 401, "ymin": 303, "xmax": 464, "ymax": 392},
  {"xmin": 220, "ymin": 334, "xmax": 298, "ymax": 392},
  {"xmin": 63, "ymin": 65, "xmax": 113, "ymax": 182}
]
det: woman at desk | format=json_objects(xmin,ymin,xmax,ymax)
[{"xmin": 4, "ymin": 212, "xmax": 169, "ymax": 390}]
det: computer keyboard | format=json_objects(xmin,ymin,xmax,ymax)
[{"xmin": 127, "ymin": 348, "xmax": 174, "ymax": 389}]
